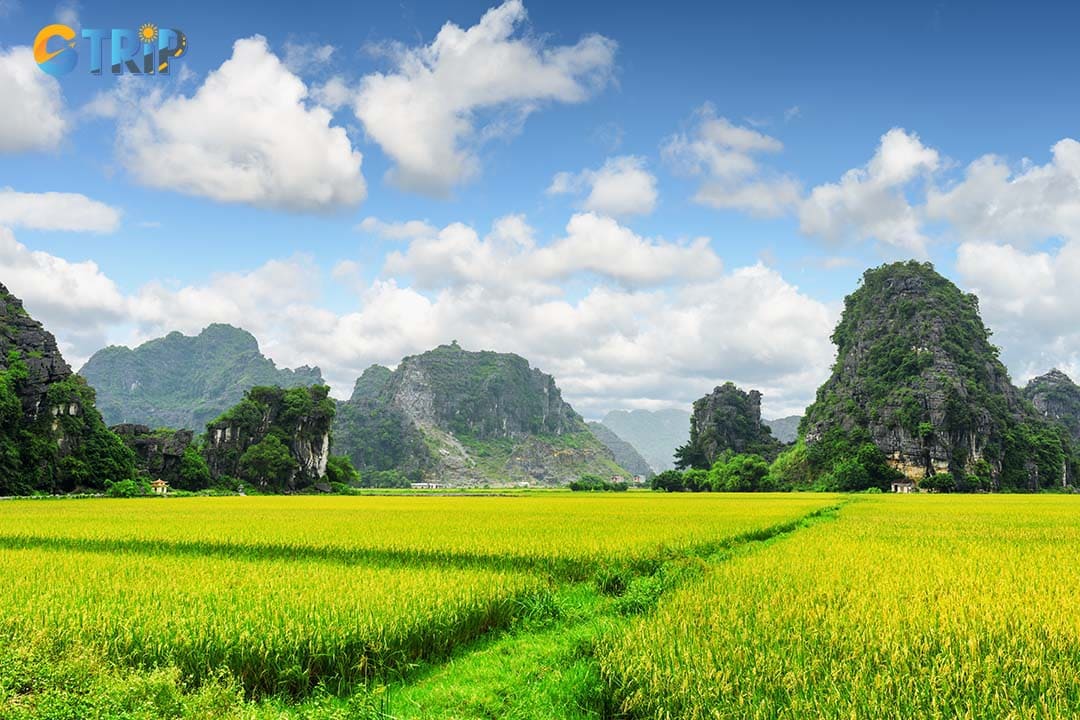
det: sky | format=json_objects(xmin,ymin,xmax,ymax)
[{"xmin": 2, "ymin": 0, "xmax": 1080, "ymax": 419}]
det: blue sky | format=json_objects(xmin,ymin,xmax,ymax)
[{"xmin": 2, "ymin": 0, "xmax": 1079, "ymax": 419}]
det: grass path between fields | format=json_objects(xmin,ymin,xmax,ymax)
[{"xmin": 375, "ymin": 501, "xmax": 849, "ymax": 720}]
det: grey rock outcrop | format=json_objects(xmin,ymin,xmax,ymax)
[
  {"xmin": 1023, "ymin": 369, "xmax": 1080, "ymax": 442},
  {"xmin": 112, "ymin": 424, "xmax": 193, "ymax": 484},
  {"xmin": 802, "ymin": 261, "xmax": 1068, "ymax": 490},
  {"xmin": 676, "ymin": 383, "xmax": 782, "ymax": 468}
]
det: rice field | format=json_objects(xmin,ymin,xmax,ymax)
[
  {"xmin": 2, "ymin": 492, "xmax": 1079, "ymax": 719},
  {"xmin": 0, "ymin": 492, "xmax": 836, "ymax": 716},
  {"xmin": 0, "ymin": 493, "xmax": 837, "ymax": 578},
  {"xmin": 599, "ymin": 494, "xmax": 1080, "ymax": 719}
]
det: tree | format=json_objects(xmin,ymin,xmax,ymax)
[
  {"xmin": 683, "ymin": 468, "xmax": 709, "ymax": 492},
  {"xmin": 177, "ymin": 446, "xmax": 212, "ymax": 490},
  {"xmin": 922, "ymin": 472, "xmax": 957, "ymax": 493},
  {"xmin": 325, "ymin": 454, "xmax": 361, "ymax": 486},
  {"xmin": 709, "ymin": 453, "xmax": 770, "ymax": 491},
  {"xmin": 766, "ymin": 440, "xmax": 813, "ymax": 491},
  {"xmin": 238, "ymin": 435, "xmax": 297, "ymax": 490},
  {"xmin": 651, "ymin": 470, "xmax": 685, "ymax": 492}
]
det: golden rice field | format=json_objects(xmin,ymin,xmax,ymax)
[
  {"xmin": 2, "ymin": 492, "xmax": 1080, "ymax": 719},
  {"xmin": 0, "ymin": 493, "xmax": 837, "ymax": 578},
  {"xmin": 599, "ymin": 494, "xmax": 1080, "ymax": 719}
]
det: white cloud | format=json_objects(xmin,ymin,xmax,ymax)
[
  {"xmin": 385, "ymin": 212, "xmax": 723, "ymax": 292},
  {"xmin": 799, "ymin": 128, "xmax": 939, "ymax": 255},
  {"xmin": 0, "ymin": 188, "xmax": 120, "ymax": 232},
  {"xmin": 695, "ymin": 178, "xmax": 802, "ymax": 217},
  {"xmin": 0, "ymin": 227, "xmax": 127, "ymax": 363},
  {"xmin": 0, "ymin": 46, "xmax": 68, "ymax": 153},
  {"xmin": 288, "ymin": 260, "xmax": 833, "ymax": 417},
  {"xmin": 547, "ymin": 156, "xmax": 658, "ymax": 217},
  {"xmin": 282, "ymin": 40, "xmax": 335, "ymax": 72},
  {"xmin": 1, "ymin": 209, "xmax": 832, "ymax": 417},
  {"xmin": 663, "ymin": 104, "xmax": 800, "ymax": 217},
  {"xmin": 927, "ymin": 139, "xmax": 1080, "ymax": 245},
  {"xmin": 956, "ymin": 240, "xmax": 1080, "ymax": 383},
  {"xmin": 312, "ymin": 75, "xmax": 351, "ymax": 111},
  {"xmin": 356, "ymin": 216, "xmax": 439, "ymax": 241},
  {"xmin": 352, "ymin": 0, "xmax": 616, "ymax": 195},
  {"xmin": 118, "ymin": 35, "xmax": 366, "ymax": 211}
]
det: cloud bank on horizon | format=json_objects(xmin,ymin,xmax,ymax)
[{"xmin": 1, "ymin": 0, "xmax": 1079, "ymax": 419}]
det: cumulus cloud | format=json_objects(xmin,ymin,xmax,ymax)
[
  {"xmin": 799, "ymin": 128, "xmax": 939, "ymax": 255},
  {"xmin": 927, "ymin": 139, "xmax": 1080, "ymax": 245},
  {"xmin": 0, "ymin": 188, "xmax": 120, "ymax": 232},
  {"xmin": 0, "ymin": 227, "xmax": 127, "ymax": 363},
  {"xmin": 352, "ymin": 0, "xmax": 616, "ymax": 195},
  {"xmin": 0, "ymin": 210, "xmax": 833, "ymax": 419},
  {"xmin": 547, "ymin": 156, "xmax": 658, "ymax": 217},
  {"xmin": 118, "ymin": 35, "xmax": 366, "ymax": 211},
  {"xmin": 356, "ymin": 216, "xmax": 440, "ymax": 241},
  {"xmin": 956, "ymin": 240, "xmax": 1080, "ymax": 384},
  {"xmin": 384, "ymin": 212, "xmax": 722, "ymax": 292},
  {"xmin": 0, "ymin": 46, "xmax": 68, "ymax": 153},
  {"xmin": 312, "ymin": 75, "xmax": 351, "ymax": 111},
  {"xmin": 282, "ymin": 40, "xmax": 335, "ymax": 73},
  {"xmin": 663, "ymin": 104, "xmax": 801, "ymax": 217}
]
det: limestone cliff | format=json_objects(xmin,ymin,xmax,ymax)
[
  {"xmin": 764, "ymin": 415, "xmax": 801, "ymax": 444},
  {"xmin": 801, "ymin": 261, "xmax": 1069, "ymax": 491},
  {"xmin": 0, "ymin": 282, "xmax": 137, "ymax": 494},
  {"xmin": 600, "ymin": 409, "xmax": 690, "ymax": 473},
  {"xmin": 204, "ymin": 385, "xmax": 334, "ymax": 491},
  {"xmin": 675, "ymin": 383, "xmax": 783, "ymax": 469},
  {"xmin": 332, "ymin": 343, "xmax": 626, "ymax": 485},
  {"xmin": 112, "ymin": 424, "xmax": 193, "ymax": 486},
  {"xmin": 1023, "ymin": 369, "xmax": 1080, "ymax": 442}
]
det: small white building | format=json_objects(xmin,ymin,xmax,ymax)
[
  {"xmin": 150, "ymin": 479, "xmax": 169, "ymax": 495},
  {"xmin": 410, "ymin": 482, "xmax": 443, "ymax": 490},
  {"xmin": 891, "ymin": 481, "xmax": 916, "ymax": 494}
]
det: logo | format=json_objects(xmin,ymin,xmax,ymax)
[{"xmin": 34, "ymin": 23, "xmax": 187, "ymax": 76}]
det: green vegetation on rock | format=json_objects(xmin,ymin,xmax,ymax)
[
  {"xmin": 205, "ymin": 385, "xmax": 335, "ymax": 492},
  {"xmin": 0, "ymin": 283, "xmax": 137, "ymax": 495},
  {"xmin": 332, "ymin": 343, "xmax": 628, "ymax": 485},
  {"xmin": 675, "ymin": 383, "xmax": 782, "ymax": 470},
  {"xmin": 798, "ymin": 261, "xmax": 1071, "ymax": 492},
  {"xmin": 79, "ymin": 324, "xmax": 324, "ymax": 431}
]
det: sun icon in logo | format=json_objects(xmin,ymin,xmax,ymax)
[{"xmin": 138, "ymin": 23, "xmax": 158, "ymax": 45}]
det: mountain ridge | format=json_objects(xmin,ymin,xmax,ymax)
[
  {"xmin": 333, "ymin": 342, "xmax": 627, "ymax": 485},
  {"xmin": 79, "ymin": 324, "xmax": 324, "ymax": 431}
]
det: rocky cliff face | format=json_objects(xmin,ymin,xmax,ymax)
[
  {"xmin": 1023, "ymin": 369, "xmax": 1080, "ymax": 442},
  {"xmin": 587, "ymin": 422, "xmax": 653, "ymax": 477},
  {"xmin": 332, "ymin": 343, "xmax": 626, "ymax": 485},
  {"xmin": 204, "ymin": 385, "xmax": 334, "ymax": 491},
  {"xmin": 79, "ymin": 324, "xmax": 324, "ymax": 431},
  {"xmin": 802, "ymin": 261, "xmax": 1069, "ymax": 490},
  {"xmin": 384, "ymin": 342, "xmax": 583, "ymax": 439},
  {"xmin": 112, "ymin": 424, "xmax": 193, "ymax": 485},
  {"xmin": 0, "ymin": 283, "xmax": 136, "ymax": 494},
  {"xmin": 676, "ymin": 383, "xmax": 782, "ymax": 468},
  {"xmin": 0, "ymin": 286, "xmax": 73, "ymax": 419}
]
